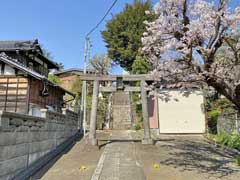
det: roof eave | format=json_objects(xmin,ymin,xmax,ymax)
[
  {"xmin": 0, "ymin": 53, "xmax": 75, "ymax": 97},
  {"xmin": 36, "ymin": 53, "xmax": 60, "ymax": 70}
]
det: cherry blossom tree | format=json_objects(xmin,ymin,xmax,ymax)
[{"xmin": 142, "ymin": 0, "xmax": 240, "ymax": 109}]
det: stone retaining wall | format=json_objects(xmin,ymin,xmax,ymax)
[
  {"xmin": 0, "ymin": 109, "xmax": 79, "ymax": 180},
  {"xmin": 217, "ymin": 113, "xmax": 240, "ymax": 135}
]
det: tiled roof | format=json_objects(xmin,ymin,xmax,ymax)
[
  {"xmin": 0, "ymin": 40, "xmax": 40, "ymax": 51},
  {"xmin": 54, "ymin": 68, "xmax": 96, "ymax": 75},
  {"xmin": 0, "ymin": 39, "xmax": 59, "ymax": 69}
]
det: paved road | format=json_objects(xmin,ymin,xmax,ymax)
[
  {"xmin": 135, "ymin": 134, "xmax": 240, "ymax": 180},
  {"xmin": 31, "ymin": 133, "xmax": 107, "ymax": 180},
  {"xmin": 91, "ymin": 130, "xmax": 145, "ymax": 180},
  {"xmin": 32, "ymin": 130, "xmax": 240, "ymax": 180}
]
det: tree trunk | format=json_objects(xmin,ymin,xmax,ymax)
[{"xmin": 206, "ymin": 76, "xmax": 240, "ymax": 111}]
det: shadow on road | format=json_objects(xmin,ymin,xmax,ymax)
[
  {"xmin": 30, "ymin": 135, "xmax": 83, "ymax": 180},
  {"xmin": 158, "ymin": 139, "xmax": 239, "ymax": 178},
  {"xmin": 98, "ymin": 138, "xmax": 175, "ymax": 149},
  {"xmin": 98, "ymin": 139, "xmax": 142, "ymax": 149}
]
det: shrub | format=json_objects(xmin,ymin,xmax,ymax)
[
  {"xmin": 48, "ymin": 74, "xmax": 61, "ymax": 84},
  {"xmin": 215, "ymin": 131, "xmax": 230, "ymax": 146},
  {"xmin": 134, "ymin": 123, "xmax": 142, "ymax": 131},
  {"xmin": 207, "ymin": 109, "xmax": 221, "ymax": 134},
  {"xmin": 205, "ymin": 96, "xmax": 237, "ymax": 134},
  {"xmin": 235, "ymin": 155, "xmax": 240, "ymax": 166},
  {"xmin": 208, "ymin": 110, "xmax": 221, "ymax": 120},
  {"xmin": 228, "ymin": 132, "xmax": 240, "ymax": 149},
  {"xmin": 214, "ymin": 131, "xmax": 240, "ymax": 150}
]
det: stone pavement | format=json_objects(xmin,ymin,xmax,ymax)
[
  {"xmin": 91, "ymin": 130, "xmax": 145, "ymax": 180},
  {"xmin": 31, "ymin": 132, "xmax": 109, "ymax": 180},
  {"xmin": 32, "ymin": 130, "xmax": 240, "ymax": 180}
]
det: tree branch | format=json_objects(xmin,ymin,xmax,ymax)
[{"xmin": 225, "ymin": 38, "xmax": 239, "ymax": 64}]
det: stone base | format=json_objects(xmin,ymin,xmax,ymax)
[
  {"xmin": 142, "ymin": 138, "xmax": 154, "ymax": 145},
  {"xmin": 89, "ymin": 138, "xmax": 98, "ymax": 146}
]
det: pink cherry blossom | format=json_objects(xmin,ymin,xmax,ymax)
[{"xmin": 142, "ymin": 0, "xmax": 240, "ymax": 109}]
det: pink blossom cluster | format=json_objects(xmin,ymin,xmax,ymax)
[{"xmin": 142, "ymin": 0, "xmax": 240, "ymax": 107}]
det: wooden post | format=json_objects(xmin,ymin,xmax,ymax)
[
  {"xmin": 89, "ymin": 80, "xmax": 99, "ymax": 145},
  {"xmin": 141, "ymin": 80, "xmax": 153, "ymax": 144}
]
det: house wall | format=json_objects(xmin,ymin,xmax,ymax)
[
  {"xmin": 0, "ymin": 109, "xmax": 78, "ymax": 180},
  {"xmin": 158, "ymin": 90, "xmax": 205, "ymax": 134},
  {"xmin": 55, "ymin": 70, "xmax": 96, "ymax": 92},
  {"xmin": 0, "ymin": 76, "xmax": 28, "ymax": 113},
  {"xmin": 58, "ymin": 74, "xmax": 78, "ymax": 91},
  {"xmin": 0, "ymin": 76, "xmax": 67, "ymax": 115},
  {"xmin": 29, "ymin": 78, "xmax": 64, "ymax": 112},
  {"xmin": 148, "ymin": 96, "xmax": 159, "ymax": 129},
  {"xmin": 3, "ymin": 65, "xmax": 15, "ymax": 75},
  {"xmin": 3, "ymin": 52, "xmax": 28, "ymax": 67},
  {"xmin": 3, "ymin": 52, "xmax": 49, "ymax": 77}
]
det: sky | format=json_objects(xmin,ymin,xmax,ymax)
[
  {"xmin": 0, "ymin": 0, "xmax": 156, "ymax": 74},
  {"xmin": 0, "ymin": 0, "xmax": 239, "ymax": 74}
]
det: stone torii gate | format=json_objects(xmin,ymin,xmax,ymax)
[{"xmin": 80, "ymin": 74, "xmax": 154, "ymax": 145}]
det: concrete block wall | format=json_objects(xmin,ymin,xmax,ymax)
[{"xmin": 0, "ymin": 109, "xmax": 78, "ymax": 180}]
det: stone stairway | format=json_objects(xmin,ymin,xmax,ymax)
[{"xmin": 112, "ymin": 91, "xmax": 132, "ymax": 129}]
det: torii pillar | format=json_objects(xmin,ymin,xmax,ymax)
[
  {"xmin": 141, "ymin": 80, "xmax": 154, "ymax": 144},
  {"xmin": 89, "ymin": 80, "xmax": 99, "ymax": 146}
]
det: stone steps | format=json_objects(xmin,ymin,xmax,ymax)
[{"xmin": 112, "ymin": 91, "xmax": 132, "ymax": 130}]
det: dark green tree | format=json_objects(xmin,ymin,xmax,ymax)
[
  {"xmin": 132, "ymin": 55, "xmax": 150, "ymax": 74},
  {"xmin": 101, "ymin": 0, "xmax": 155, "ymax": 72}
]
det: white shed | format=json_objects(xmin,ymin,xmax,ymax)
[{"xmin": 158, "ymin": 90, "xmax": 206, "ymax": 134}]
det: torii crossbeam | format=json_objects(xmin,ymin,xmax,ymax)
[{"xmin": 80, "ymin": 74, "xmax": 154, "ymax": 145}]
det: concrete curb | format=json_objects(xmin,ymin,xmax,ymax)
[
  {"xmin": 13, "ymin": 131, "xmax": 82, "ymax": 180},
  {"xmin": 91, "ymin": 141, "xmax": 112, "ymax": 180}
]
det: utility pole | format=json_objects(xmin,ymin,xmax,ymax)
[
  {"xmin": 80, "ymin": 0, "xmax": 118, "ymax": 136},
  {"xmin": 81, "ymin": 36, "xmax": 89, "ymax": 137}
]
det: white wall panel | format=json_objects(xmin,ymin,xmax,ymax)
[{"xmin": 158, "ymin": 90, "xmax": 205, "ymax": 133}]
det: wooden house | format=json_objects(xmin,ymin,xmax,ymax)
[
  {"xmin": 0, "ymin": 40, "xmax": 75, "ymax": 115},
  {"xmin": 54, "ymin": 68, "xmax": 96, "ymax": 91}
]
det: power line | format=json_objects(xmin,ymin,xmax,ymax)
[
  {"xmin": 81, "ymin": 1, "xmax": 117, "ymax": 136},
  {"xmin": 86, "ymin": 0, "xmax": 118, "ymax": 37}
]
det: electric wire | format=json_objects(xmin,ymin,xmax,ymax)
[
  {"xmin": 81, "ymin": 1, "xmax": 118, "ymax": 136},
  {"xmin": 86, "ymin": 0, "xmax": 118, "ymax": 37}
]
